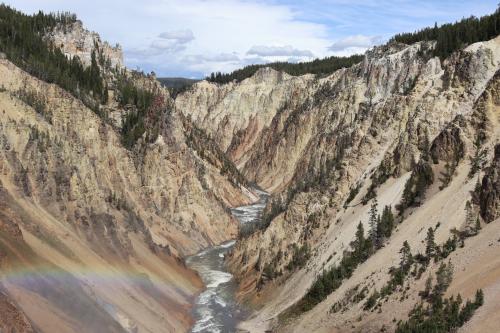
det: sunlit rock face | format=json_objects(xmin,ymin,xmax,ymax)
[
  {"xmin": 177, "ymin": 37, "xmax": 500, "ymax": 333},
  {"xmin": 46, "ymin": 20, "xmax": 123, "ymax": 68},
  {"xmin": 0, "ymin": 19, "xmax": 259, "ymax": 332}
]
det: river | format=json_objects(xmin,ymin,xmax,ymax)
[{"xmin": 186, "ymin": 191, "xmax": 268, "ymax": 333}]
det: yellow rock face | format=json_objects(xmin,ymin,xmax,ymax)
[
  {"xmin": 0, "ymin": 55, "xmax": 256, "ymax": 332},
  {"xmin": 178, "ymin": 37, "xmax": 500, "ymax": 332}
]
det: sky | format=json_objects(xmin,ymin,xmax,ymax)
[{"xmin": 6, "ymin": 0, "xmax": 499, "ymax": 78}]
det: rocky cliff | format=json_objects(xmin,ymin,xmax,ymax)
[
  {"xmin": 2, "ymin": 6, "xmax": 500, "ymax": 332},
  {"xmin": 0, "ymin": 20, "xmax": 257, "ymax": 333},
  {"xmin": 46, "ymin": 20, "xmax": 123, "ymax": 69},
  {"xmin": 178, "ymin": 36, "xmax": 500, "ymax": 332},
  {"xmin": 176, "ymin": 67, "xmax": 315, "ymax": 186}
]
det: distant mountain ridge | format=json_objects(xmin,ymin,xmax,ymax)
[{"xmin": 157, "ymin": 77, "xmax": 199, "ymax": 89}]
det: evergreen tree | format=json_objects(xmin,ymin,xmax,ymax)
[
  {"xmin": 421, "ymin": 275, "xmax": 433, "ymax": 299},
  {"xmin": 434, "ymin": 262, "xmax": 454, "ymax": 297},
  {"xmin": 398, "ymin": 176, "xmax": 415, "ymax": 214},
  {"xmin": 439, "ymin": 159, "xmax": 458, "ymax": 190},
  {"xmin": 391, "ymin": 7, "xmax": 500, "ymax": 60},
  {"xmin": 425, "ymin": 227, "xmax": 436, "ymax": 259},
  {"xmin": 397, "ymin": 162, "xmax": 434, "ymax": 215},
  {"xmin": 465, "ymin": 201, "xmax": 478, "ymax": 234},
  {"xmin": 379, "ymin": 205, "xmax": 394, "ymax": 238},
  {"xmin": 353, "ymin": 221, "xmax": 367, "ymax": 259},
  {"xmin": 468, "ymin": 133, "xmax": 487, "ymax": 178},
  {"xmin": 420, "ymin": 134, "xmax": 431, "ymax": 162},
  {"xmin": 474, "ymin": 289, "xmax": 484, "ymax": 306},
  {"xmin": 211, "ymin": 7, "xmax": 500, "ymax": 85},
  {"xmin": 206, "ymin": 54, "xmax": 364, "ymax": 84},
  {"xmin": 0, "ymin": 5, "xmax": 106, "ymax": 113},
  {"xmin": 475, "ymin": 217, "xmax": 482, "ymax": 232},
  {"xmin": 368, "ymin": 198, "xmax": 380, "ymax": 248},
  {"xmin": 399, "ymin": 241, "xmax": 413, "ymax": 272}
]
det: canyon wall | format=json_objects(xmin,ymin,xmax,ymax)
[
  {"xmin": 178, "ymin": 36, "xmax": 500, "ymax": 332},
  {"xmin": 46, "ymin": 20, "xmax": 124, "ymax": 69},
  {"xmin": 0, "ymin": 21, "xmax": 256, "ymax": 332}
]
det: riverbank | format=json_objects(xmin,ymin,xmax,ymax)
[{"xmin": 186, "ymin": 192, "xmax": 268, "ymax": 333}]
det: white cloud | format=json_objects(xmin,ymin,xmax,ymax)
[
  {"xmin": 180, "ymin": 53, "xmax": 242, "ymax": 75},
  {"xmin": 328, "ymin": 34, "xmax": 383, "ymax": 52},
  {"xmin": 240, "ymin": 56, "xmax": 271, "ymax": 66},
  {"xmin": 247, "ymin": 45, "xmax": 314, "ymax": 57},
  {"xmin": 143, "ymin": 29, "xmax": 195, "ymax": 53},
  {"xmin": 9, "ymin": 0, "xmax": 498, "ymax": 76},
  {"xmin": 126, "ymin": 28, "xmax": 196, "ymax": 62},
  {"xmin": 183, "ymin": 53, "xmax": 240, "ymax": 64},
  {"xmin": 9, "ymin": 0, "xmax": 330, "ymax": 76},
  {"xmin": 158, "ymin": 29, "xmax": 195, "ymax": 43},
  {"xmin": 150, "ymin": 39, "xmax": 186, "ymax": 52}
]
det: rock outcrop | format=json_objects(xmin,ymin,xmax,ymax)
[
  {"xmin": 46, "ymin": 20, "xmax": 123, "ymax": 69},
  {"xmin": 0, "ymin": 20, "xmax": 257, "ymax": 333},
  {"xmin": 175, "ymin": 67, "xmax": 314, "ymax": 178},
  {"xmin": 177, "ymin": 36, "xmax": 500, "ymax": 332},
  {"xmin": 478, "ymin": 144, "xmax": 500, "ymax": 222}
]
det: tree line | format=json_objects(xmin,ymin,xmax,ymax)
[
  {"xmin": 0, "ymin": 4, "xmax": 163, "ymax": 149},
  {"xmin": 206, "ymin": 54, "xmax": 364, "ymax": 84},
  {"xmin": 391, "ymin": 6, "xmax": 500, "ymax": 59},
  {"xmin": 207, "ymin": 6, "xmax": 500, "ymax": 85},
  {"xmin": 0, "ymin": 5, "xmax": 108, "ymax": 111}
]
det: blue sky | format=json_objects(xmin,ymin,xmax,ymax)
[{"xmin": 7, "ymin": 0, "xmax": 499, "ymax": 78}]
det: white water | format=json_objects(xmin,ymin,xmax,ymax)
[{"xmin": 187, "ymin": 192, "xmax": 268, "ymax": 333}]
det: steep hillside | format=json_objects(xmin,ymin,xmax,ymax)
[
  {"xmin": 176, "ymin": 67, "xmax": 315, "ymax": 184},
  {"xmin": 178, "ymin": 35, "xmax": 500, "ymax": 332},
  {"xmin": 2, "ymin": 4, "xmax": 500, "ymax": 333},
  {"xmin": 0, "ymin": 11, "xmax": 257, "ymax": 333}
]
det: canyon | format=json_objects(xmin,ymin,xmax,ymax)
[
  {"xmin": 1, "ymin": 6, "xmax": 500, "ymax": 333},
  {"xmin": 178, "ymin": 37, "xmax": 500, "ymax": 332},
  {"xmin": 0, "ymin": 16, "xmax": 256, "ymax": 333}
]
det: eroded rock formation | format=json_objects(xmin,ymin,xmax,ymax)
[
  {"xmin": 178, "ymin": 36, "xmax": 500, "ymax": 333},
  {"xmin": 0, "ymin": 21, "xmax": 256, "ymax": 332}
]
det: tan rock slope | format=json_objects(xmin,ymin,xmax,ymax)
[
  {"xmin": 178, "ymin": 36, "xmax": 500, "ymax": 332},
  {"xmin": 1, "ymin": 8, "xmax": 499, "ymax": 333},
  {"xmin": 176, "ymin": 68, "xmax": 315, "ymax": 188},
  {"xmin": 0, "ymin": 21, "xmax": 256, "ymax": 333}
]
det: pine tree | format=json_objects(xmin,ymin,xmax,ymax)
[
  {"xmin": 398, "ymin": 176, "xmax": 414, "ymax": 214},
  {"xmin": 421, "ymin": 275, "xmax": 433, "ymax": 298},
  {"xmin": 475, "ymin": 217, "xmax": 482, "ymax": 232},
  {"xmin": 434, "ymin": 262, "xmax": 453, "ymax": 296},
  {"xmin": 425, "ymin": 227, "xmax": 436, "ymax": 259},
  {"xmin": 0, "ymin": 6, "xmax": 112, "ymax": 113},
  {"xmin": 439, "ymin": 160, "xmax": 457, "ymax": 189},
  {"xmin": 353, "ymin": 222, "xmax": 367, "ymax": 259},
  {"xmin": 206, "ymin": 54, "xmax": 363, "ymax": 84},
  {"xmin": 379, "ymin": 205, "xmax": 394, "ymax": 238},
  {"xmin": 369, "ymin": 197, "xmax": 380, "ymax": 248},
  {"xmin": 399, "ymin": 241, "xmax": 413, "ymax": 272},
  {"xmin": 465, "ymin": 201, "xmax": 478, "ymax": 235},
  {"xmin": 421, "ymin": 134, "xmax": 430, "ymax": 162},
  {"xmin": 468, "ymin": 133, "xmax": 487, "ymax": 178},
  {"xmin": 474, "ymin": 289, "xmax": 484, "ymax": 306}
]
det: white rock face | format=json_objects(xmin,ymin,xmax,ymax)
[
  {"xmin": 46, "ymin": 20, "xmax": 123, "ymax": 68},
  {"xmin": 0, "ymin": 48, "xmax": 256, "ymax": 333},
  {"xmin": 177, "ymin": 36, "xmax": 500, "ymax": 332},
  {"xmin": 176, "ymin": 68, "xmax": 315, "ymax": 170},
  {"xmin": 179, "ymin": 38, "xmax": 500, "ymax": 192}
]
